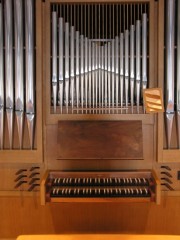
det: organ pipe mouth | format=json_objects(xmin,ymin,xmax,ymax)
[{"xmin": 50, "ymin": 3, "xmax": 149, "ymax": 113}]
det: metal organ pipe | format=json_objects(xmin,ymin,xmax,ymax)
[
  {"xmin": 15, "ymin": 0, "xmax": 24, "ymax": 149},
  {"xmin": 92, "ymin": 43, "xmax": 95, "ymax": 109},
  {"xmin": 25, "ymin": 0, "xmax": 35, "ymax": 149},
  {"xmin": 80, "ymin": 34, "xmax": 84, "ymax": 108},
  {"xmin": 111, "ymin": 39, "xmax": 115, "ymax": 108},
  {"xmin": 104, "ymin": 44, "xmax": 108, "ymax": 108},
  {"xmin": 59, "ymin": 17, "xmax": 64, "ymax": 113},
  {"xmin": 177, "ymin": 0, "xmax": 180, "ymax": 148},
  {"xmin": 98, "ymin": 46, "xmax": 101, "ymax": 108},
  {"xmin": 52, "ymin": 11, "xmax": 57, "ymax": 113},
  {"xmin": 142, "ymin": 13, "xmax": 147, "ymax": 90},
  {"xmin": 76, "ymin": 31, "xmax": 80, "ymax": 109},
  {"xmin": 5, "ymin": 0, "xmax": 13, "ymax": 149},
  {"xmin": 88, "ymin": 5, "xmax": 92, "ymax": 108},
  {"xmin": 70, "ymin": 26, "xmax": 75, "ymax": 109},
  {"xmin": 120, "ymin": 33, "xmax": 124, "ymax": 109},
  {"xmin": 0, "ymin": 3, "xmax": 4, "ymax": 149},
  {"xmin": 65, "ymin": 22, "xmax": 69, "ymax": 110},
  {"xmin": 165, "ymin": 0, "xmax": 175, "ymax": 149},
  {"xmin": 101, "ymin": 46, "xmax": 104, "ymax": 107},
  {"xmin": 115, "ymin": 36, "xmax": 119, "ymax": 108},
  {"xmin": 107, "ymin": 42, "xmax": 111, "ymax": 108},
  {"xmin": 136, "ymin": 20, "xmax": 141, "ymax": 113},
  {"xmin": 125, "ymin": 30, "xmax": 129, "ymax": 109},
  {"xmin": 130, "ymin": 25, "xmax": 135, "ymax": 110},
  {"xmin": 88, "ymin": 40, "xmax": 92, "ymax": 108},
  {"xmin": 85, "ymin": 37, "xmax": 88, "ymax": 108},
  {"xmin": 95, "ymin": 43, "xmax": 98, "ymax": 108}
]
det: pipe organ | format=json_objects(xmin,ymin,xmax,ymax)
[{"xmin": 0, "ymin": 0, "xmax": 180, "ymax": 209}]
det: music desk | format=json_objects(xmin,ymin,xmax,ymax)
[{"xmin": 17, "ymin": 234, "xmax": 180, "ymax": 240}]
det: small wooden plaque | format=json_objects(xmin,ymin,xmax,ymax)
[
  {"xmin": 57, "ymin": 121, "xmax": 143, "ymax": 160},
  {"xmin": 143, "ymin": 88, "xmax": 164, "ymax": 113}
]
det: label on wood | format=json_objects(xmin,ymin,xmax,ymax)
[{"xmin": 57, "ymin": 121, "xmax": 143, "ymax": 160}]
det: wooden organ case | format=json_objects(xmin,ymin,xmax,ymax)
[
  {"xmin": 41, "ymin": 0, "xmax": 162, "ymax": 205},
  {"xmin": 0, "ymin": 0, "xmax": 180, "ymax": 228}
]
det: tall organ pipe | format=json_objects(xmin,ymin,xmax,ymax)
[
  {"xmin": 107, "ymin": 42, "xmax": 111, "ymax": 108},
  {"xmin": 0, "ymin": 3, "xmax": 4, "ymax": 149},
  {"xmin": 98, "ymin": 46, "xmax": 101, "ymax": 107},
  {"xmin": 136, "ymin": 20, "xmax": 141, "ymax": 112},
  {"xmin": 88, "ymin": 40, "xmax": 92, "ymax": 108},
  {"xmin": 165, "ymin": 0, "xmax": 175, "ymax": 149},
  {"xmin": 177, "ymin": 0, "xmax": 180, "ymax": 148},
  {"xmin": 65, "ymin": 22, "xmax": 69, "ymax": 110},
  {"xmin": 142, "ymin": 13, "xmax": 147, "ymax": 90},
  {"xmin": 25, "ymin": 0, "xmax": 35, "ymax": 149},
  {"xmin": 125, "ymin": 30, "xmax": 129, "ymax": 108},
  {"xmin": 15, "ymin": 0, "xmax": 24, "ymax": 149},
  {"xmin": 95, "ymin": 44, "xmax": 98, "ymax": 108},
  {"xmin": 52, "ymin": 11, "xmax": 57, "ymax": 113},
  {"xmin": 85, "ymin": 37, "xmax": 88, "ymax": 108},
  {"xmin": 76, "ymin": 31, "xmax": 80, "ymax": 108},
  {"xmin": 104, "ymin": 44, "xmax": 108, "ymax": 108},
  {"xmin": 111, "ymin": 40, "xmax": 115, "ymax": 108},
  {"xmin": 101, "ymin": 46, "xmax": 104, "ymax": 107},
  {"xmin": 70, "ymin": 26, "xmax": 75, "ymax": 109},
  {"xmin": 115, "ymin": 36, "xmax": 119, "ymax": 108},
  {"xmin": 130, "ymin": 25, "xmax": 135, "ymax": 110},
  {"xmin": 120, "ymin": 33, "xmax": 124, "ymax": 108},
  {"xmin": 5, "ymin": 0, "xmax": 13, "ymax": 149},
  {"xmin": 59, "ymin": 17, "xmax": 64, "ymax": 113},
  {"xmin": 80, "ymin": 35, "xmax": 84, "ymax": 108}
]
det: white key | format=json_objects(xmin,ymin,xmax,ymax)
[{"xmin": 144, "ymin": 188, "xmax": 148, "ymax": 194}]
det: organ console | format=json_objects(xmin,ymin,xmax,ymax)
[{"xmin": 40, "ymin": 170, "xmax": 160, "ymax": 205}]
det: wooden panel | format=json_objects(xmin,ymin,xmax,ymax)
[
  {"xmin": 1, "ymin": 196, "xmax": 180, "ymax": 238},
  {"xmin": 16, "ymin": 234, "xmax": 180, "ymax": 240},
  {"xmin": 57, "ymin": 121, "xmax": 143, "ymax": 160}
]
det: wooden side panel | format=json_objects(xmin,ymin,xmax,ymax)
[{"xmin": 57, "ymin": 121, "xmax": 143, "ymax": 160}]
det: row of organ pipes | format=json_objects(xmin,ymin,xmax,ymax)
[
  {"xmin": 51, "ymin": 4, "xmax": 148, "ymax": 114},
  {"xmin": 0, "ymin": 0, "xmax": 35, "ymax": 150}
]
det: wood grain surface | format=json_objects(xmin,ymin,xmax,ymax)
[{"xmin": 58, "ymin": 121, "xmax": 143, "ymax": 160}]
